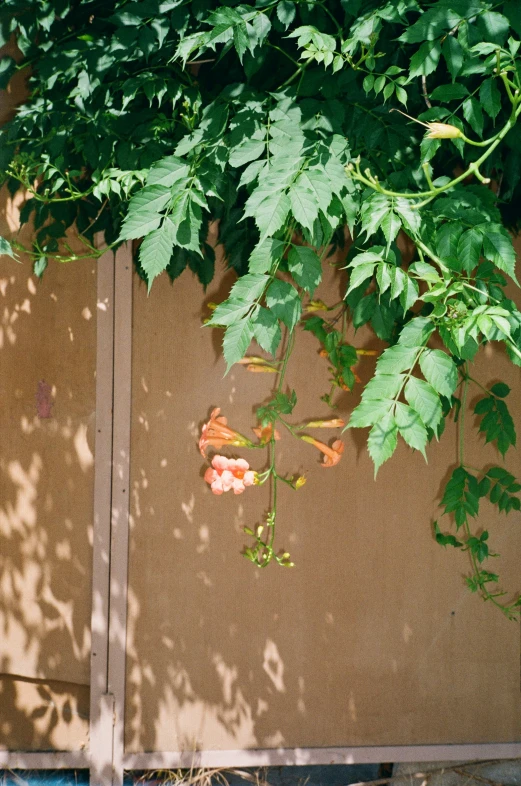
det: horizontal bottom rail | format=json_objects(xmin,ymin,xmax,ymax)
[
  {"xmin": 0, "ymin": 750, "xmax": 89, "ymax": 769},
  {"xmin": 123, "ymin": 743, "xmax": 521, "ymax": 770}
]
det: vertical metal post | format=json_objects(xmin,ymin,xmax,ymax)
[
  {"xmin": 89, "ymin": 245, "xmax": 116, "ymax": 786},
  {"xmin": 107, "ymin": 245, "xmax": 133, "ymax": 786}
]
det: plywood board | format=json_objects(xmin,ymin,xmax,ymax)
[
  {"xmin": 125, "ymin": 245, "xmax": 521, "ymax": 753},
  {"xmin": 0, "ymin": 192, "xmax": 96, "ymax": 687},
  {"xmin": 0, "ymin": 676, "xmax": 89, "ymax": 751}
]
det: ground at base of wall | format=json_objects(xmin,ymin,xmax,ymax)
[
  {"xmin": 2, "ymin": 762, "xmax": 521, "ymax": 786},
  {"xmin": 392, "ymin": 759, "xmax": 521, "ymax": 786},
  {"xmin": 0, "ymin": 765, "xmax": 379, "ymax": 786}
]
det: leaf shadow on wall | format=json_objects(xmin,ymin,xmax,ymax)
[
  {"xmin": 121, "ymin": 246, "xmax": 521, "ymax": 758},
  {"xmin": 0, "ymin": 195, "xmax": 95, "ymax": 751}
]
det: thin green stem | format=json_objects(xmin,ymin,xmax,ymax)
[
  {"xmin": 458, "ymin": 365, "xmax": 469, "ymax": 466},
  {"xmin": 268, "ymin": 43, "xmax": 300, "ymax": 68},
  {"xmin": 347, "ymin": 102, "xmax": 521, "ymax": 201},
  {"xmin": 277, "ymin": 329, "xmax": 296, "ymax": 394}
]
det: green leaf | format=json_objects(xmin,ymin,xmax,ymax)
[
  {"xmin": 394, "ymin": 401, "xmax": 428, "ymax": 457},
  {"xmin": 380, "ymin": 210, "xmax": 401, "ymax": 242},
  {"xmin": 481, "ymin": 226, "xmax": 518, "ymax": 283},
  {"xmin": 340, "ymin": 191, "xmax": 359, "ymax": 235},
  {"xmin": 119, "ymin": 185, "xmax": 170, "ymax": 240},
  {"xmin": 352, "ymin": 293, "xmax": 377, "ymax": 328},
  {"xmin": 138, "ymin": 216, "xmax": 176, "ymax": 291},
  {"xmin": 223, "ymin": 318, "xmax": 254, "ymax": 373},
  {"xmin": 248, "ymin": 238, "xmax": 285, "ymax": 274},
  {"xmin": 419, "ymin": 349, "xmax": 458, "ymax": 398},
  {"xmin": 398, "ymin": 316, "xmax": 435, "ymax": 347},
  {"xmin": 347, "ymin": 262, "xmax": 376, "ymax": 293},
  {"xmin": 400, "ymin": 276, "xmax": 419, "ymax": 312},
  {"xmin": 490, "ymin": 382, "xmax": 510, "ymax": 398},
  {"xmin": 265, "ymin": 279, "xmax": 302, "ymax": 331},
  {"xmin": 442, "ymin": 36, "xmax": 464, "ymax": 79},
  {"xmin": 398, "ymin": 7, "xmax": 460, "ymax": 43},
  {"xmin": 288, "ymin": 245, "xmax": 322, "ymax": 293},
  {"xmin": 477, "ymin": 11, "xmax": 510, "ymax": 46},
  {"xmin": 463, "ymin": 97, "xmax": 484, "ymax": 138},
  {"xmin": 434, "ymin": 521, "xmax": 463, "ymax": 548},
  {"xmin": 33, "ymin": 256, "xmax": 47, "ymax": 278},
  {"xmin": 302, "ymin": 315, "xmax": 327, "ymax": 343},
  {"xmin": 229, "ymin": 273, "xmax": 269, "ymax": 302},
  {"xmin": 408, "ymin": 40, "xmax": 442, "ymax": 79},
  {"xmin": 383, "ymin": 82, "xmax": 394, "ymax": 102},
  {"xmin": 360, "ymin": 193, "xmax": 391, "ymax": 238},
  {"xmin": 289, "ymin": 181, "xmax": 320, "ymax": 233},
  {"xmin": 436, "ymin": 222, "xmax": 463, "ymax": 267},
  {"xmin": 294, "ymin": 169, "xmax": 333, "ymax": 215},
  {"xmin": 207, "ymin": 298, "xmax": 252, "ymax": 327},
  {"xmin": 404, "ymin": 376, "xmax": 443, "ymax": 430},
  {"xmin": 170, "ymin": 194, "xmax": 202, "ymax": 253},
  {"xmin": 229, "ymin": 138, "xmax": 266, "ymax": 168},
  {"xmin": 362, "ymin": 374, "xmax": 404, "ymax": 401},
  {"xmin": 480, "ymin": 78, "xmax": 502, "ymax": 120},
  {"xmin": 441, "ymin": 466, "xmax": 480, "ymax": 527},
  {"xmin": 348, "ymin": 398, "xmax": 393, "ymax": 429},
  {"xmin": 409, "ymin": 261, "xmax": 440, "ymax": 282},
  {"xmin": 377, "ymin": 262, "xmax": 391, "ymax": 294},
  {"xmin": 349, "ymin": 250, "xmax": 384, "ymax": 267},
  {"xmin": 0, "ymin": 56, "xmax": 17, "ymax": 90},
  {"xmin": 276, "ymin": 1, "xmax": 296, "ymax": 28},
  {"xmin": 430, "ymin": 83, "xmax": 469, "ymax": 102},
  {"xmin": 251, "ymin": 191, "xmax": 291, "ymax": 240},
  {"xmin": 476, "ymin": 395, "xmax": 516, "ymax": 456},
  {"xmin": 252, "ymin": 306, "xmax": 281, "ymax": 355},
  {"xmin": 0, "ymin": 236, "xmax": 17, "ymax": 260},
  {"xmin": 395, "ymin": 199, "xmax": 421, "ymax": 234},
  {"xmin": 147, "ymin": 156, "xmax": 190, "ymax": 187},
  {"xmin": 377, "ymin": 345, "xmax": 419, "ymax": 374},
  {"xmin": 395, "ymin": 86, "xmax": 408, "ymax": 106},
  {"xmin": 457, "ymin": 227, "xmax": 482, "ymax": 273},
  {"xmin": 368, "ymin": 412, "xmax": 398, "ymax": 476}
]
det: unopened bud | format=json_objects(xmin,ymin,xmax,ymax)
[
  {"xmin": 305, "ymin": 418, "xmax": 345, "ymax": 429},
  {"xmin": 295, "ymin": 476, "xmax": 307, "ymax": 489},
  {"xmin": 425, "ymin": 122, "xmax": 463, "ymax": 139},
  {"xmin": 306, "ymin": 299, "xmax": 331, "ymax": 312},
  {"xmin": 246, "ymin": 364, "xmax": 277, "ymax": 373}
]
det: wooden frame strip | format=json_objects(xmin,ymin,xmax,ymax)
[
  {"xmin": 89, "ymin": 243, "xmax": 116, "ymax": 785},
  {"xmin": 0, "ymin": 751, "xmax": 89, "ymax": 769},
  {"xmin": 123, "ymin": 743, "xmax": 521, "ymax": 770},
  {"xmin": 106, "ymin": 244, "xmax": 134, "ymax": 786}
]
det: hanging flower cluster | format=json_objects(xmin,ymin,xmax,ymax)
[
  {"xmin": 199, "ymin": 403, "xmax": 346, "ymax": 568},
  {"xmin": 204, "ymin": 455, "xmax": 256, "ymax": 496}
]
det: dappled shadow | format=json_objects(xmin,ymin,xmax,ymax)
[
  {"xmin": 124, "ymin": 247, "xmax": 521, "ymax": 759},
  {"xmin": 0, "ymin": 186, "xmax": 95, "ymax": 750}
]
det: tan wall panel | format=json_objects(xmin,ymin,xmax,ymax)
[
  {"xmin": 0, "ymin": 192, "xmax": 96, "ymax": 687},
  {"xmin": 126, "ymin": 249, "xmax": 521, "ymax": 753},
  {"xmin": 0, "ymin": 676, "xmax": 89, "ymax": 751},
  {"xmin": 1, "ymin": 41, "xmax": 94, "ymax": 753}
]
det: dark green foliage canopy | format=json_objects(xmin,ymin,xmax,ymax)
[{"xmin": 2, "ymin": 0, "xmax": 521, "ymax": 612}]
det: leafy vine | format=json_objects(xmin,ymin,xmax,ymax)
[{"xmin": 1, "ymin": 0, "xmax": 521, "ymax": 617}]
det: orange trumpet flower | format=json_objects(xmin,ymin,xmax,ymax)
[
  {"xmin": 300, "ymin": 435, "xmax": 345, "ymax": 467},
  {"xmin": 252, "ymin": 422, "xmax": 281, "ymax": 444},
  {"xmin": 199, "ymin": 408, "xmax": 253, "ymax": 457}
]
